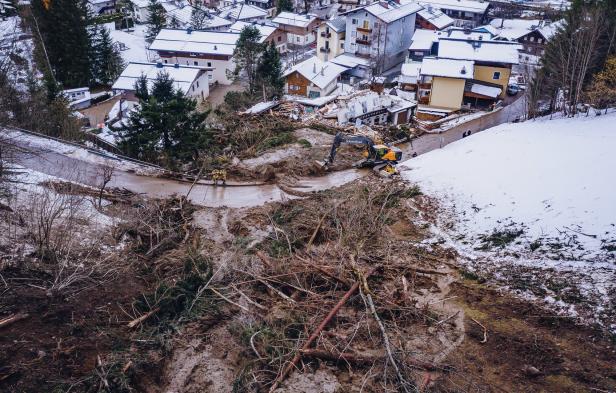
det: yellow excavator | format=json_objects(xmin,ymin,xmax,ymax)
[{"xmin": 321, "ymin": 132, "xmax": 402, "ymax": 175}]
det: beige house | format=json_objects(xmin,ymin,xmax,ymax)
[
  {"xmin": 316, "ymin": 18, "xmax": 345, "ymax": 62},
  {"xmin": 419, "ymin": 58, "xmax": 474, "ymax": 110}
]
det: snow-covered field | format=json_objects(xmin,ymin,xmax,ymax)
[{"xmin": 402, "ymin": 112, "xmax": 616, "ymax": 329}]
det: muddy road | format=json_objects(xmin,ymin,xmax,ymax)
[{"xmin": 5, "ymin": 94, "xmax": 526, "ymax": 207}]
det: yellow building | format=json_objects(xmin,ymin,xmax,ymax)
[
  {"xmin": 316, "ymin": 18, "xmax": 346, "ymax": 62},
  {"xmin": 419, "ymin": 58, "xmax": 474, "ymax": 110},
  {"xmin": 473, "ymin": 64, "xmax": 511, "ymax": 99}
]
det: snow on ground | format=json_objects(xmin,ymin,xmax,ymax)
[
  {"xmin": 1, "ymin": 16, "xmax": 38, "ymax": 91},
  {"xmin": 402, "ymin": 112, "xmax": 616, "ymax": 329},
  {"xmin": 106, "ymin": 23, "xmax": 155, "ymax": 63},
  {"xmin": 3, "ymin": 128, "xmax": 160, "ymax": 175}
]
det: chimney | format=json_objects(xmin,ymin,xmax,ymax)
[
  {"xmin": 156, "ymin": 61, "xmax": 163, "ymax": 68},
  {"xmin": 379, "ymin": 1, "xmax": 388, "ymax": 8},
  {"xmin": 460, "ymin": 66, "xmax": 466, "ymax": 75},
  {"xmin": 174, "ymin": 63, "xmax": 180, "ymax": 68},
  {"xmin": 313, "ymin": 62, "xmax": 317, "ymax": 73},
  {"xmin": 321, "ymin": 66, "xmax": 324, "ymax": 76}
]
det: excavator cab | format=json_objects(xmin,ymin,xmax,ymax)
[
  {"xmin": 321, "ymin": 132, "xmax": 402, "ymax": 175},
  {"xmin": 372, "ymin": 144, "xmax": 402, "ymax": 162}
]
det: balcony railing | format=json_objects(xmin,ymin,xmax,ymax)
[
  {"xmin": 319, "ymin": 47, "xmax": 330, "ymax": 53},
  {"xmin": 320, "ymin": 31, "xmax": 331, "ymax": 38},
  {"xmin": 356, "ymin": 38, "xmax": 370, "ymax": 45},
  {"xmin": 357, "ymin": 26, "xmax": 372, "ymax": 33}
]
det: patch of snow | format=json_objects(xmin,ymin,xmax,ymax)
[
  {"xmin": 3, "ymin": 128, "xmax": 160, "ymax": 175},
  {"xmin": 402, "ymin": 112, "xmax": 616, "ymax": 329},
  {"xmin": 107, "ymin": 23, "xmax": 154, "ymax": 63}
]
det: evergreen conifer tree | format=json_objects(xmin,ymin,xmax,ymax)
[
  {"xmin": 276, "ymin": 0, "xmax": 292, "ymax": 14},
  {"xmin": 145, "ymin": 0, "xmax": 166, "ymax": 42},
  {"xmin": 116, "ymin": 72, "xmax": 210, "ymax": 166},
  {"xmin": 257, "ymin": 41, "xmax": 284, "ymax": 99},
  {"xmin": 231, "ymin": 26, "xmax": 263, "ymax": 94},
  {"xmin": 31, "ymin": 0, "xmax": 92, "ymax": 87},
  {"xmin": 91, "ymin": 26, "xmax": 125, "ymax": 86}
]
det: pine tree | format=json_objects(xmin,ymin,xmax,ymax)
[
  {"xmin": 91, "ymin": 26, "xmax": 125, "ymax": 86},
  {"xmin": 257, "ymin": 41, "xmax": 284, "ymax": 99},
  {"xmin": 31, "ymin": 0, "xmax": 92, "ymax": 88},
  {"xmin": 232, "ymin": 26, "xmax": 263, "ymax": 94},
  {"xmin": 116, "ymin": 72, "xmax": 211, "ymax": 166},
  {"xmin": 146, "ymin": 0, "xmax": 166, "ymax": 42},
  {"xmin": 276, "ymin": 0, "xmax": 292, "ymax": 14}
]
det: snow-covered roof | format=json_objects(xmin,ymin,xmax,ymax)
[
  {"xmin": 325, "ymin": 17, "xmax": 346, "ymax": 33},
  {"xmin": 445, "ymin": 27, "xmax": 493, "ymax": 41},
  {"xmin": 416, "ymin": 5, "xmax": 454, "ymax": 29},
  {"xmin": 409, "ymin": 28, "xmax": 441, "ymax": 51},
  {"xmin": 283, "ymin": 57, "xmax": 346, "ymax": 89},
  {"xmin": 62, "ymin": 87, "xmax": 90, "ymax": 94},
  {"xmin": 468, "ymin": 82, "xmax": 501, "ymax": 98},
  {"xmin": 163, "ymin": 2, "xmax": 231, "ymax": 29},
  {"xmin": 537, "ymin": 19, "xmax": 564, "ymax": 41},
  {"xmin": 112, "ymin": 62, "xmax": 208, "ymax": 94},
  {"xmin": 128, "ymin": 0, "xmax": 150, "ymax": 9},
  {"xmin": 488, "ymin": 18, "xmax": 543, "ymax": 40},
  {"xmin": 218, "ymin": 3, "xmax": 267, "ymax": 21},
  {"xmin": 361, "ymin": 1, "xmax": 422, "ymax": 24},
  {"xmin": 272, "ymin": 12, "xmax": 318, "ymax": 28},
  {"xmin": 420, "ymin": 57, "xmax": 474, "ymax": 79},
  {"xmin": 329, "ymin": 53, "xmax": 371, "ymax": 68},
  {"xmin": 414, "ymin": 0, "xmax": 489, "ymax": 14},
  {"xmin": 229, "ymin": 21, "xmax": 277, "ymax": 42},
  {"xmin": 150, "ymin": 29, "xmax": 239, "ymax": 56},
  {"xmin": 473, "ymin": 24, "xmax": 499, "ymax": 36},
  {"xmin": 438, "ymin": 38, "xmax": 521, "ymax": 64},
  {"xmin": 399, "ymin": 61, "xmax": 422, "ymax": 83}
]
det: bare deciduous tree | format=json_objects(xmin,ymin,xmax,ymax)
[{"xmin": 97, "ymin": 165, "xmax": 115, "ymax": 208}]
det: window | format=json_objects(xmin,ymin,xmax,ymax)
[
  {"xmin": 341, "ymin": 42, "xmax": 344, "ymax": 49},
  {"xmin": 297, "ymin": 36, "xmax": 300, "ymax": 42},
  {"xmin": 277, "ymin": 35, "xmax": 281, "ymax": 42},
  {"xmin": 164, "ymin": 59, "xmax": 168, "ymax": 63},
  {"xmin": 530, "ymin": 36, "xmax": 535, "ymax": 42},
  {"xmin": 192, "ymin": 85, "xmax": 195, "ymax": 91},
  {"xmin": 194, "ymin": 61, "xmax": 198, "ymax": 66},
  {"xmin": 208, "ymin": 74, "xmax": 213, "ymax": 80},
  {"xmin": 352, "ymin": 18, "xmax": 357, "ymax": 25},
  {"xmin": 196, "ymin": 81, "xmax": 199, "ymax": 87},
  {"xmin": 207, "ymin": 62, "xmax": 212, "ymax": 67},
  {"xmin": 493, "ymin": 71, "xmax": 501, "ymax": 80}
]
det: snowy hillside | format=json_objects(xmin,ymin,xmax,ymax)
[{"xmin": 402, "ymin": 112, "xmax": 616, "ymax": 329}]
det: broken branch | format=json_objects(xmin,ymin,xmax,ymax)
[
  {"xmin": 470, "ymin": 317, "xmax": 488, "ymax": 343},
  {"xmin": 268, "ymin": 266, "xmax": 379, "ymax": 392},
  {"xmin": 127, "ymin": 308, "xmax": 159, "ymax": 329},
  {"xmin": 0, "ymin": 313, "xmax": 29, "ymax": 329}
]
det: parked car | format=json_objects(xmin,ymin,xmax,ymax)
[{"xmin": 507, "ymin": 84, "xmax": 520, "ymax": 96}]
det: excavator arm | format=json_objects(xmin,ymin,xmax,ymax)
[{"xmin": 325, "ymin": 132, "xmax": 375, "ymax": 165}]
